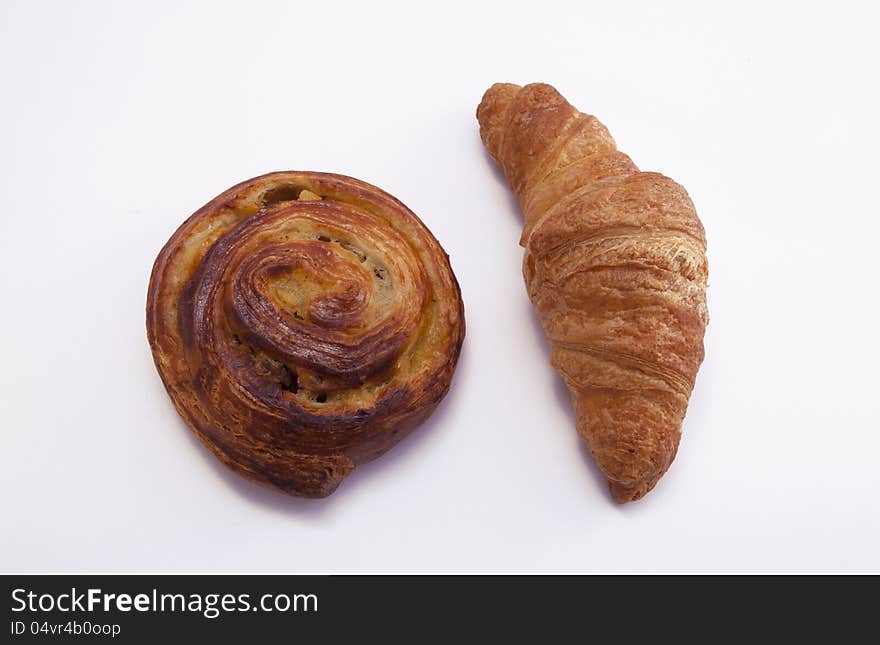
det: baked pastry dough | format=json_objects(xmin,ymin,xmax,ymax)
[
  {"xmin": 477, "ymin": 83, "xmax": 707, "ymax": 502},
  {"xmin": 147, "ymin": 172, "xmax": 464, "ymax": 497}
]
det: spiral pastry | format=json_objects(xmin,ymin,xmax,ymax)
[{"xmin": 147, "ymin": 172, "xmax": 465, "ymax": 497}]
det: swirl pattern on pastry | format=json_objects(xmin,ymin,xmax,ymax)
[{"xmin": 147, "ymin": 172, "xmax": 465, "ymax": 497}]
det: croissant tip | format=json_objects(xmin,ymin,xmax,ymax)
[
  {"xmin": 608, "ymin": 478, "xmax": 659, "ymax": 504},
  {"xmin": 483, "ymin": 81, "xmax": 520, "ymax": 94}
]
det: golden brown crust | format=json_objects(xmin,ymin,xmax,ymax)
[
  {"xmin": 146, "ymin": 171, "xmax": 465, "ymax": 497},
  {"xmin": 478, "ymin": 83, "xmax": 707, "ymax": 502}
]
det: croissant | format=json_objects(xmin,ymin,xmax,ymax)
[
  {"xmin": 477, "ymin": 83, "xmax": 708, "ymax": 502},
  {"xmin": 147, "ymin": 171, "xmax": 465, "ymax": 497}
]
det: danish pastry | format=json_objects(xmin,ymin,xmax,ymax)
[{"xmin": 147, "ymin": 172, "xmax": 465, "ymax": 497}]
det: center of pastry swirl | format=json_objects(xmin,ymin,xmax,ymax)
[
  {"xmin": 241, "ymin": 245, "xmax": 372, "ymax": 330},
  {"xmin": 185, "ymin": 198, "xmax": 427, "ymax": 404}
]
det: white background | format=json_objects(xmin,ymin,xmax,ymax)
[{"xmin": 1, "ymin": 0, "xmax": 878, "ymax": 574}]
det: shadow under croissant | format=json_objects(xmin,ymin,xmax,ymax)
[
  {"xmin": 481, "ymin": 142, "xmax": 614, "ymax": 505},
  {"xmin": 158, "ymin": 340, "xmax": 469, "ymax": 515},
  {"xmin": 519, "ymin": 302, "xmax": 615, "ymax": 506}
]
